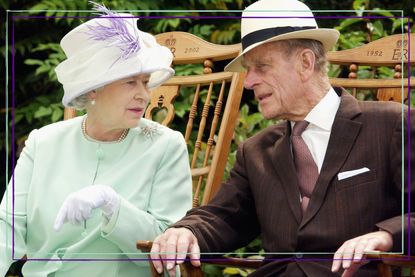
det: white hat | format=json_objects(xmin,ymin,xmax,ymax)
[
  {"xmin": 55, "ymin": 4, "xmax": 174, "ymax": 107},
  {"xmin": 225, "ymin": 0, "xmax": 340, "ymax": 72}
]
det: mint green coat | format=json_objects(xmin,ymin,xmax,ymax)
[{"xmin": 1, "ymin": 116, "xmax": 192, "ymax": 276}]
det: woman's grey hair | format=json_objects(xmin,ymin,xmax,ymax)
[
  {"xmin": 68, "ymin": 87, "xmax": 104, "ymax": 110},
  {"xmin": 68, "ymin": 93, "xmax": 90, "ymax": 110},
  {"xmin": 272, "ymin": 39, "xmax": 328, "ymax": 76}
]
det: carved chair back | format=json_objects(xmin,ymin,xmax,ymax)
[
  {"xmin": 327, "ymin": 33, "xmax": 414, "ymax": 103},
  {"xmin": 64, "ymin": 31, "xmax": 245, "ymax": 209}
]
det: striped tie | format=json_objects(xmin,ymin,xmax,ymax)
[{"xmin": 291, "ymin": 121, "xmax": 318, "ymax": 213}]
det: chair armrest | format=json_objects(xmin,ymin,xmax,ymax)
[
  {"xmin": 366, "ymin": 252, "xmax": 415, "ymax": 267},
  {"xmin": 366, "ymin": 252, "xmax": 415, "ymax": 277},
  {"xmin": 136, "ymin": 240, "xmax": 163, "ymax": 277},
  {"xmin": 202, "ymin": 257, "xmax": 262, "ymax": 269},
  {"xmin": 136, "ymin": 240, "xmax": 153, "ymax": 252},
  {"xmin": 138, "ymin": 241, "xmax": 415, "ymax": 277},
  {"xmin": 136, "ymin": 240, "xmax": 205, "ymax": 276},
  {"xmin": 137, "ymin": 240, "xmax": 262, "ymax": 276}
]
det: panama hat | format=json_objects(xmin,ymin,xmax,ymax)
[
  {"xmin": 225, "ymin": 0, "xmax": 340, "ymax": 72},
  {"xmin": 55, "ymin": 3, "xmax": 174, "ymax": 107}
]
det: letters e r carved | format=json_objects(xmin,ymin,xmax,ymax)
[
  {"xmin": 392, "ymin": 39, "xmax": 408, "ymax": 61},
  {"xmin": 165, "ymin": 35, "xmax": 176, "ymax": 57}
]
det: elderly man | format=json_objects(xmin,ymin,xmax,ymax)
[{"xmin": 150, "ymin": 0, "xmax": 415, "ymax": 276}]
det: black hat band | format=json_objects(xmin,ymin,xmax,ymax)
[{"xmin": 241, "ymin": 26, "xmax": 316, "ymax": 50}]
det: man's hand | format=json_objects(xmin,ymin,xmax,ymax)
[
  {"xmin": 331, "ymin": 230, "xmax": 393, "ymax": 277},
  {"xmin": 150, "ymin": 227, "xmax": 201, "ymax": 277}
]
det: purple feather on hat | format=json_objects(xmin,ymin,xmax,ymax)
[{"xmin": 85, "ymin": 1, "xmax": 141, "ymax": 62}]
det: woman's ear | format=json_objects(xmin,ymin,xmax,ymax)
[
  {"xmin": 297, "ymin": 48, "xmax": 315, "ymax": 82},
  {"xmin": 87, "ymin": 90, "xmax": 98, "ymax": 101}
]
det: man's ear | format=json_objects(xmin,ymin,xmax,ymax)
[{"xmin": 297, "ymin": 48, "xmax": 315, "ymax": 82}]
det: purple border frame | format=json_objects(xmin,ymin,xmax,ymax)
[{"xmin": 8, "ymin": 13, "xmax": 413, "ymax": 265}]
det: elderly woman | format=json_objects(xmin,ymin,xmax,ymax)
[{"xmin": 0, "ymin": 4, "xmax": 192, "ymax": 276}]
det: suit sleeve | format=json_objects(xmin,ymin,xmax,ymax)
[
  {"xmin": 172, "ymin": 143, "xmax": 260, "ymax": 254},
  {"xmin": 100, "ymin": 131, "xmax": 192, "ymax": 262},
  {"xmin": 376, "ymin": 106, "xmax": 415, "ymax": 254},
  {"xmin": 0, "ymin": 130, "xmax": 38, "ymax": 275}
]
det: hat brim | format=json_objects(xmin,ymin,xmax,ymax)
[{"xmin": 224, "ymin": 28, "xmax": 339, "ymax": 72}]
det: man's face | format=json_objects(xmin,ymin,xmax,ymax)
[{"xmin": 242, "ymin": 42, "xmax": 305, "ymax": 120}]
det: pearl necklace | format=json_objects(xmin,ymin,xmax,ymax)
[{"xmin": 82, "ymin": 117, "xmax": 129, "ymax": 143}]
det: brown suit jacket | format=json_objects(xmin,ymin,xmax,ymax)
[{"xmin": 174, "ymin": 90, "xmax": 415, "ymax": 276}]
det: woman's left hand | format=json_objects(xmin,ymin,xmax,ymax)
[{"xmin": 53, "ymin": 185, "xmax": 120, "ymax": 231}]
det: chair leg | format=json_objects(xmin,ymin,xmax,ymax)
[
  {"xmin": 179, "ymin": 263, "xmax": 204, "ymax": 277},
  {"xmin": 148, "ymin": 256, "xmax": 163, "ymax": 277},
  {"xmin": 377, "ymin": 263, "xmax": 393, "ymax": 277}
]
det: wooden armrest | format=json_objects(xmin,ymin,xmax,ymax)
[
  {"xmin": 136, "ymin": 240, "xmax": 205, "ymax": 276},
  {"xmin": 365, "ymin": 253, "xmax": 415, "ymax": 277},
  {"xmin": 138, "ymin": 241, "xmax": 415, "ymax": 277},
  {"xmin": 138, "ymin": 241, "xmax": 415, "ymax": 271},
  {"xmin": 136, "ymin": 240, "xmax": 163, "ymax": 277},
  {"xmin": 137, "ymin": 240, "xmax": 262, "ymax": 276},
  {"xmin": 202, "ymin": 256, "xmax": 262, "ymax": 269},
  {"xmin": 136, "ymin": 240, "xmax": 153, "ymax": 252},
  {"xmin": 366, "ymin": 252, "xmax": 415, "ymax": 267}
]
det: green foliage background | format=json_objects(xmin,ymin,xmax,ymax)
[{"xmin": 2, "ymin": 0, "xmax": 414, "ymax": 276}]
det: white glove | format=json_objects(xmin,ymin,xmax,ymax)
[{"xmin": 53, "ymin": 185, "xmax": 120, "ymax": 231}]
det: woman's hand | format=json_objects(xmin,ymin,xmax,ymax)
[{"xmin": 53, "ymin": 185, "xmax": 120, "ymax": 231}]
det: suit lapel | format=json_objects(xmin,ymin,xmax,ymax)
[
  {"xmin": 271, "ymin": 121, "xmax": 302, "ymax": 224},
  {"xmin": 300, "ymin": 91, "xmax": 362, "ymax": 228}
]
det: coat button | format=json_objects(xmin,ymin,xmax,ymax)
[{"xmin": 96, "ymin": 148, "xmax": 104, "ymax": 160}]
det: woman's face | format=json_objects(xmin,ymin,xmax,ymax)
[{"xmin": 90, "ymin": 73, "xmax": 151, "ymax": 129}]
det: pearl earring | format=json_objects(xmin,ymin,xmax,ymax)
[{"xmin": 91, "ymin": 100, "xmax": 96, "ymax": 106}]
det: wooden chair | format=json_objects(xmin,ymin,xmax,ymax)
[
  {"xmin": 64, "ymin": 32, "xmax": 245, "ymax": 276},
  {"xmin": 328, "ymin": 34, "xmax": 415, "ymax": 277},
  {"xmin": 328, "ymin": 36, "xmax": 415, "ymax": 277},
  {"xmin": 65, "ymin": 31, "xmax": 245, "ymax": 208},
  {"xmin": 136, "ymin": 33, "xmax": 414, "ymax": 277},
  {"xmin": 44, "ymin": 30, "xmax": 412, "ymax": 277}
]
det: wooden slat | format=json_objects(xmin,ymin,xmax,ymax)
[
  {"xmin": 63, "ymin": 107, "xmax": 77, "ymax": 120},
  {"xmin": 163, "ymin": 72, "xmax": 235, "ymax": 86},
  {"xmin": 202, "ymin": 72, "xmax": 245, "ymax": 205},
  {"xmin": 184, "ymin": 84, "xmax": 200, "ymax": 143},
  {"xmin": 191, "ymin": 166, "xmax": 210, "ymax": 178},
  {"xmin": 329, "ymin": 77, "xmax": 414, "ymax": 88}
]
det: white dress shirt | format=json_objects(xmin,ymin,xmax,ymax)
[{"xmin": 291, "ymin": 88, "xmax": 341, "ymax": 172}]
